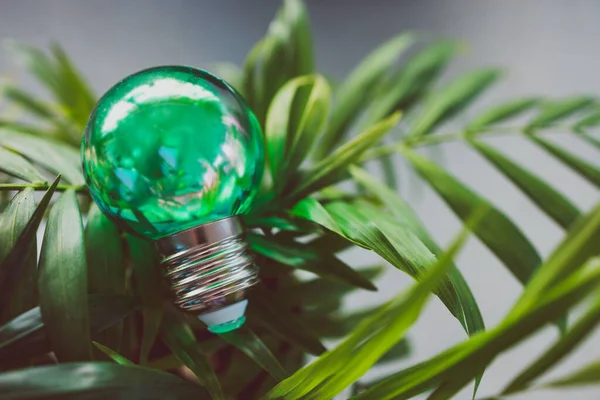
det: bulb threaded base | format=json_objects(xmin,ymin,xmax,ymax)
[{"xmin": 156, "ymin": 217, "xmax": 258, "ymax": 319}]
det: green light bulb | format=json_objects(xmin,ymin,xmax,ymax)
[{"xmin": 81, "ymin": 66, "xmax": 264, "ymax": 333}]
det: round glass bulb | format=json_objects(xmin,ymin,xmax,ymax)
[{"xmin": 81, "ymin": 66, "xmax": 264, "ymax": 239}]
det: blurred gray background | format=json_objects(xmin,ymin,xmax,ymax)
[{"xmin": 2, "ymin": 0, "xmax": 600, "ymax": 399}]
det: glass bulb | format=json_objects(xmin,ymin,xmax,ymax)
[
  {"xmin": 81, "ymin": 66, "xmax": 263, "ymax": 239},
  {"xmin": 81, "ymin": 66, "xmax": 264, "ymax": 333}
]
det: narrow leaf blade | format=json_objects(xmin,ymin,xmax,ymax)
[
  {"xmin": 38, "ymin": 189, "xmax": 91, "ymax": 361},
  {"xmin": 471, "ymin": 139, "xmax": 581, "ymax": 229}
]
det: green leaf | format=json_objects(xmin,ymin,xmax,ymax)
[
  {"xmin": 0, "ymin": 294, "xmax": 137, "ymax": 363},
  {"xmin": 0, "ymin": 362, "xmax": 207, "ymax": 399},
  {"xmin": 286, "ymin": 75, "xmax": 331, "ymax": 175},
  {"xmin": 49, "ymin": 43, "xmax": 96, "ymax": 128},
  {"xmin": 0, "ymin": 176, "xmax": 59, "ymax": 294},
  {"xmin": 402, "ymin": 146, "xmax": 541, "ymax": 286},
  {"xmin": 160, "ymin": 309, "xmax": 224, "ymax": 400},
  {"xmin": 265, "ymin": 75, "xmax": 330, "ymax": 184},
  {"xmin": 93, "ymin": 341, "xmax": 135, "ymax": 366},
  {"xmin": 410, "ymin": 69, "xmax": 502, "ymax": 138},
  {"xmin": 288, "ymin": 197, "xmax": 343, "ymax": 235},
  {"xmin": 353, "ymin": 205, "xmax": 600, "ymax": 400},
  {"xmin": 293, "ymin": 112, "xmax": 401, "ymax": 199},
  {"xmin": 248, "ymin": 233, "xmax": 376, "ymax": 290},
  {"xmin": 279, "ymin": 0, "xmax": 314, "ymax": 77},
  {"xmin": 529, "ymin": 135, "xmax": 600, "ymax": 189},
  {"xmin": 0, "ymin": 189, "xmax": 37, "ymax": 322},
  {"xmin": 467, "ymin": 98, "xmax": 539, "ymax": 131},
  {"xmin": 354, "ymin": 261, "xmax": 600, "ymax": 400},
  {"xmin": 0, "ymin": 147, "xmax": 45, "ymax": 183},
  {"xmin": 508, "ymin": 203, "xmax": 600, "ymax": 321},
  {"xmin": 38, "ymin": 190, "xmax": 91, "ymax": 362},
  {"xmin": 86, "ymin": 204, "xmax": 126, "ymax": 351},
  {"xmin": 280, "ymin": 266, "xmax": 385, "ymax": 310},
  {"xmin": 127, "ymin": 235, "xmax": 164, "ymax": 365},
  {"xmin": 470, "ymin": 139, "xmax": 581, "ymax": 229},
  {"xmin": 219, "ymin": 325, "xmax": 287, "ymax": 381},
  {"xmin": 318, "ymin": 33, "xmax": 414, "ymax": 154},
  {"xmin": 544, "ymin": 358, "xmax": 600, "ymax": 388},
  {"xmin": 349, "ymin": 166, "xmax": 485, "ymax": 338},
  {"xmin": 527, "ymin": 96, "xmax": 595, "ymax": 129},
  {"xmin": 363, "ymin": 41, "xmax": 458, "ymax": 128},
  {"xmin": 2, "ymin": 85, "xmax": 58, "ymax": 120},
  {"xmin": 268, "ymin": 217, "xmax": 475, "ymax": 400},
  {"xmin": 573, "ymin": 110, "xmax": 600, "ymax": 133},
  {"xmin": 247, "ymin": 292, "xmax": 326, "ymax": 355},
  {"xmin": 577, "ymin": 132, "xmax": 600, "ymax": 151},
  {"xmin": 0, "ymin": 132, "xmax": 83, "ymax": 184},
  {"xmin": 503, "ymin": 293, "xmax": 600, "ymax": 394},
  {"xmin": 242, "ymin": 0, "xmax": 313, "ymax": 124}
]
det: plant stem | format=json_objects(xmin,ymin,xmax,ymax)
[
  {"xmin": 0, "ymin": 182, "xmax": 88, "ymax": 194},
  {"xmin": 363, "ymin": 124, "xmax": 570, "ymax": 162}
]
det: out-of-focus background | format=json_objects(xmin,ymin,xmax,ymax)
[{"xmin": 2, "ymin": 1, "xmax": 600, "ymax": 398}]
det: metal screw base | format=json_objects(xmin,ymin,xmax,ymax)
[{"xmin": 156, "ymin": 216, "xmax": 258, "ymax": 315}]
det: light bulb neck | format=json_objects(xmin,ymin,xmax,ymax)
[{"xmin": 156, "ymin": 216, "xmax": 258, "ymax": 321}]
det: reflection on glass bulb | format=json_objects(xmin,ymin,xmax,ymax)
[
  {"xmin": 81, "ymin": 66, "xmax": 263, "ymax": 239},
  {"xmin": 81, "ymin": 66, "xmax": 264, "ymax": 333}
]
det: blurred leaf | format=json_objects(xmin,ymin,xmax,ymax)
[
  {"xmin": 471, "ymin": 139, "xmax": 581, "ymax": 229},
  {"xmin": 402, "ymin": 146, "xmax": 541, "ymax": 286},
  {"xmin": 268, "ymin": 218, "xmax": 474, "ymax": 399},
  {"xmin": 0, "ymin": 176, "xmax": 59, "ymax": 295},
  {"xmin": 281, "ymin": 266, "xmax": 385, "ymax": 309},
  {"xmin": 349, "ymin": 166, "xmax": 485, "ymax": 338},
  {"xmin": 577, "ymin": 132, "xmax": 600, "ymax": 151},
  {"xmin": 0, "ymin": 132, "xmax": 83, "ymax": 184},
  {"xmin": 160, "ymin": 309, "xmax": 224, "ymax": 400},
  {"xmin": 503, "ymin": 293, "xmax": 600, "ymax": 394},
  {"xmin": 355, "ymin": 262, "xmax": 600, "ymax": 399},
  {"xmin": 508, "ymin": 204, "xmax": 600, "ymax": 322},
  {"xmin": 530, "ymin": 135, "xmax": 600, "ymax": 188},
  {"xmin": 527, "ymin": 96, "xmax": 595, "ymax": 129},
  {"xmin": 49, "ymin": 43, "xmax": 96, "ymax": 127},
  {"xmin": 209, "ymin": 62, "xmax": 244, "ymax": 94},
  {"xmin": 0, "ymin": 362, "xmax": 207, "ymax": 399},
  {"xmin": 92, "ymin": 341, "xmax": 135, "ymax": 366},
  {"xmin": 1, "ymin": 85, "xmax": 58, "ymax": 120},
  {"xmin": 242, "ymin": 0, "xmax": 313, "ymax": 123},
  {"xmin": 38, "ymin": 190, "xmax": 91, "ymax": 362},
  {"xmin": 573, "ymin": 110, "xmax": 600, "ymax": 133},
  {"xmin": 410, "ymin": 69, "xmax": 501, "ymax": 138},
  {"xmin": 0, "ymin": 189, "xmax": 37, "ymax": 322},
  {"xmin": 544, "ymin": 358, "xmax": 600, "ymax": 389},
  {"xmin": 467, "ymin": 98, "xmax": 539, "ymax": 131},
  {"xmin": 248, "ymin": 292, "xmax": 326, "ymax": 355},
  {"xmin": 279, "ymin": 0, "xmax": 313, "ymax": 76},
  {"xmin": 248, "ymin": 233, "xmax": 376, "ymax": 290},
  {"xmin": 0, "ymin": 147, "xmax": 45, "ymax": 183},
  {"xmin": 364, "ymin": 41, "xmax": 458, "ymax": 127},
  {"xmin": 86, "ymin": 204, "xmax": 126, "ymax": 350},
  {"xmin": 220, "ymin": 325, "xmax": 287, "ymax": 381},
  {"xmin": 318, "ymin": 33, "xmax": 414, "ymax": 155},
  {"xmin": 293, "ymin": 112, "xmax": 401, "ymax": 199},
  {"xmin": 0, "ymin": 294, "xmax": 137, "ymax": 363},
  {"xmin": 127, "ymin": 235, "xmax": 163, "ymax": 365}
]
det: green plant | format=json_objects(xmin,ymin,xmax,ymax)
[{"xmin": 1, "ymin": 0, "xmax": 600, "ymax": 399}]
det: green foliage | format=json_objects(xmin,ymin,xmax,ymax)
[{"xmin": 1, "ymin": 0, "xmax": 600, "ymax": 399}]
